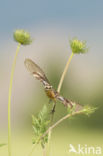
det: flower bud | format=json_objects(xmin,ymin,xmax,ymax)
[
  {"xmin": 82, "ymin": 105, "xmax": 97, "ymax": 116},
  {"xmin": 13, "ymin": 29, "xmax": 32, "ymax": 45},
  {"xmin": 70, "ymin": 38, "xmax": 88, "ymax": 54}
]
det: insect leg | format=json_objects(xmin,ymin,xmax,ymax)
[
  {"xmin": 49, "ymin": 101, "xmax": 56, "ymax": 122},
  {"xmin": 51, "ymin": 101, "xmax": 56, "ymax": 114}
]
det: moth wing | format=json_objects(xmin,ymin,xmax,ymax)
[
  {"xmin": 56, "ymin": 94, "xmax": 83, "ymax": 111},
  {"xmin": 24, "ymin": 58, "xmax": 49, "ymax": 82},
  {"xmin": 56, "ymin": 94, "xmax": 73, "ymax": 108}
]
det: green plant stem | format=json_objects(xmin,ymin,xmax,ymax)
[
  {"xmin": 57, "ymin": 52, "xmax": 74, "ymax": 93},
  {"xmin": 41, "ymin": 110, "xmax": 83, "ymax": 140},
  {"xmin": 43, "ymin": 146, "xmax": 46, "ymax": 156},
  {"xmin": 46, "ymin": 129, "xmax": 51, "ymax": 156},
  {"xmin": 27, "ymin": 143, "xmax": 38, "ymax": 156},
  {"xmin": 47, "ymin": 52, "xmax": 74, "ymax": 156},
  {"xmin": 8, "ymin": 43, "xmax": 21, "ymax": 156}
]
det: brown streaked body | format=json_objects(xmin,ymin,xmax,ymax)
[{"xmin": 45, "ymin": 89, "xmax": 56, "ymax": 101}]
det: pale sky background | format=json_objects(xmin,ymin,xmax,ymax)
[{"xmin": 0, "ymin": 0, "xmax": 103, "ymax": 60}]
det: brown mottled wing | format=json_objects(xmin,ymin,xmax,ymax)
[
  {"xmin": 56, "ymin": 94, "xmax": 83, "ymax": 111},
  {"xmin": 24, "ymin": 58, "xmax": 50, "ymax": 87}
]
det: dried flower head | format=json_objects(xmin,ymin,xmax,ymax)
[
  {"xmin": 13, "ymin": 29, "xmax": 32, "ymax": 45},
  {"xmin": 70, "ymin": 38, "xmax": 88, "ymax": 54}
]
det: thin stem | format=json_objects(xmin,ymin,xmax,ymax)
[
  {"xmin": 27, "ymin": 143, "xmax": 38, "ymax": 156},
  {"xmin": 43, "ymin": 146, "xmax": 46, "ymax": 156},
  {"xmin": 41, "ymin": 110, "xmax": 83, "ymax": 140},
  {"xmin": 8, "ymin": 43, "xmax": 21, "ymax": 156},
  {"xmin": 46, "ymin": 130, "xmax": 51, "ymax": 156},
  {"xmin": 47, "ymin": 52, "xmax": 74, "ymax": 156},
  {"xmin": 57, "ymin": 52, "xmax": 74, "ymax": 93}
]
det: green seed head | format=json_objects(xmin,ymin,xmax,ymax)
[
  {"xmin": 70, "ymin": 38, "xmax": 88, "ymax": 54},
  {"xmin": 13, "ymin": 29, "xmax": 32, "ymax": 45},
  {"xmin": 82, "ymin": 105, "xmax": 97, "ymax": 116}
]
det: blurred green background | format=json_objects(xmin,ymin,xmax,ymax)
[{"xmin": 0, "ymin": 0, "xmax": 103, "ymax": 155}]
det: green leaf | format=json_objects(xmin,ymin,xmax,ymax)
[
  {"xmin": 0, "ymin": 143, "xmax": 6, "ymax": 147},
  {"xmin": 32, "ymin": 105, "xmax": 50, "ymax": 148}
]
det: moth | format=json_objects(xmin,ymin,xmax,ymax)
[{"xmin": 24, "ymin": 58, "xmax": 82, "ymax": 112}]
